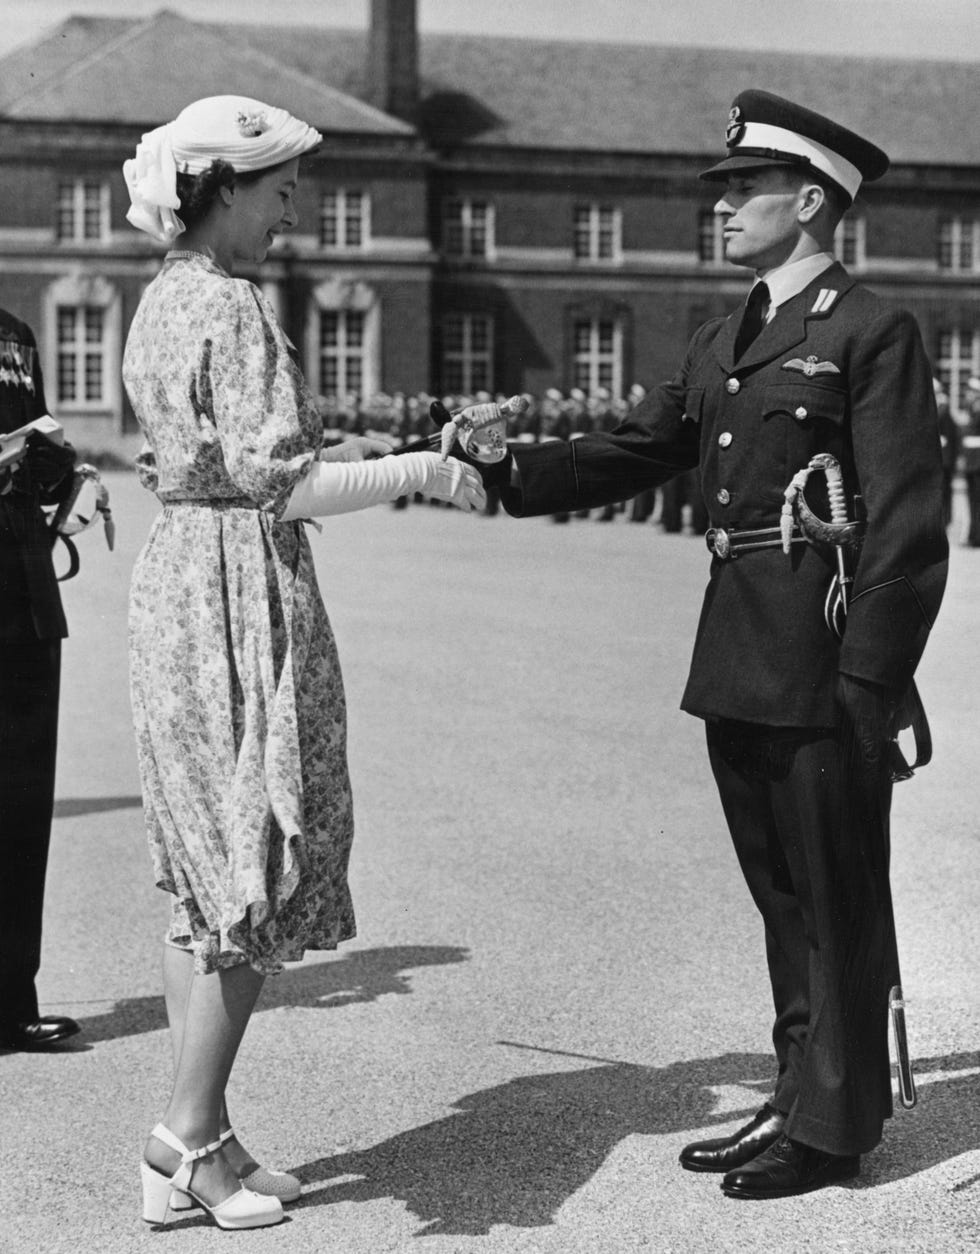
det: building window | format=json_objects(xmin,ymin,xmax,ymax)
[
  {"xmin": 443, "ymin": 198, "xmax": 493, "ymax": 258},
  {"xmin": 319, "ymin": 310, "xmax": 365, "ymax": 396},
  {"xmin": 573, "ymin": 318, "xmax": 622, "ymax": 396},
  {"xmin": 319, "ymin": 189, "xmax": 369, "ymax": 249},
  {"xmin": 834, "ymin": 215, "xmax": 866, "ymax": 268},
  {"xmin": 937, "ymin": 326, "xmax": 980, "ymax": 415},
  {"xmin": 441, "ymin": 313, "xmax": 493, "ymax": 394},
  {"xmin": 56, "ymin": 179, "xmax": 110, "ymax": 242},
  {"xmin": 938, "ymin": 217, "xmax": 979, "ymax": 273},
  {"xmin": 573, "ymin": 204, "xmax": 621, "ymax": 261},
  {"xmin": 698, "ymin": 209, "xmax": 725, "ymax": 263},
  {"xmin": 56, "ymin": 305, "xmax": 107, "ymax": 405}
]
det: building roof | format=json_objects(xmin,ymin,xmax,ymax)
[
  {"xmin": 0, "ymin": 11, "xmax": 413, "ymax": 135},
  {"xmin": 0, "ymin": 10, "xmax": 976, "ymax": 166}
]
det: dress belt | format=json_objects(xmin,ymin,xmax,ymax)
[
  {"xmin": 162, "ymin": 496, "xmax": 259, "ymax": 508},
  {"xmin": 705, "ymin": 523, "xmax": 806, "ymax": 560}
]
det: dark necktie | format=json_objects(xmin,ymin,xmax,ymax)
[{"xmin": 734, "ymin": 281, "xmax": 770, "ymax": 360}]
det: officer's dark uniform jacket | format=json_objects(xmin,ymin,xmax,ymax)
[
  {"xmin": 0, "ymin": 310, "xmax": 73, "ymax": 642},
  {"xmin": 501, "ymin": 262, "xmax": 948, "ymax": 727}
]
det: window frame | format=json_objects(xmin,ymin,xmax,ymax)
[
  {"xmin": 442, "ymin": 197, "xmax": 495, "ymax": 260},
  {"xmin": 440, "ymin": 312, "xmax": 495, "ymax": 395},
  {"xmin": 937, "ymin": 325, "xmax": 980, "ymax": 415},
  {"xmin": 55, "ymin": 178, "xmax": 110, "ymax": 244},
  {"xmin": 938, "ymin": 216, "xmax": 980, "ymax": 273},
  {"xmin": 573, "ymin": 203, "xmax": 622, "ymax": 262},
  {"xmin": 319, "ymin": 187, "xmax": 370, "ymax": 251},
  {"xmin": 571, "ymin": 315, "xmax": 624, "ymax": 398}
]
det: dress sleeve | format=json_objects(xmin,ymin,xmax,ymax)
[{"xmin": 205, "ymin": 282, "xmax": 319, "ymax": 514}]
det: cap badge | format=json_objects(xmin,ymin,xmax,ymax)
[
  {"xmin": 725, "ymin": 105, "xmax": 745, "ymax": 147},
  {"xmin": 236, "ymin": 109, "xmax": 269, "ymax": 138},
  {"xmin": 782, "ymin": 356, "xmax": 841, "ymax": 378}
]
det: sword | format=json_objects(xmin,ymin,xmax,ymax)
[{"xmin": 782, "ymin": 451, "xmax": 919, "ymax": 1108}]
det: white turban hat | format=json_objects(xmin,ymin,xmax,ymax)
[{"xmin": 123, "ymin": 95, "xmax": 322, "ymax": 245}]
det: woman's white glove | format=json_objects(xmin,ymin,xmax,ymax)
[
  {"xmin": 282, "ymin": 451, "xmax": 486, "ymax": 520},
  {"xmin": 318, "ymin": 435, "xmax": 393, "ymax": 462}
]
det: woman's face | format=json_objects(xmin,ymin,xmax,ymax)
[{"xmin": 228, "ymin": 157, "xmax": 301, "ymax": 265}]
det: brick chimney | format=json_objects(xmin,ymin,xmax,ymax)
[{"xmin": 366, "ymin": 0, "xmax": 419, "ymax": 123}]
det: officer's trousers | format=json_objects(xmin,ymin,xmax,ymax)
[
  {"xmin": 0, "ymin": 640, "xmax": 61, "ymax": 1030},
  {"xmin": 706, "ymin": 716, "xmax": 898, "ymax": 1158}
]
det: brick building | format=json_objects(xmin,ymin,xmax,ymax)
[{"xmin": 0, "ymin": 2, "xmax": 977, "ymax": 451}]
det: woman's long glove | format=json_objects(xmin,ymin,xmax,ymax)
[{"xmin": 282, "ymin": 450, "xmax": 486, "ymax": 520}]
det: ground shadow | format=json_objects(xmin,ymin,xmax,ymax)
[
  {"xmin": 291, "ymin": 1049, "xmax": 774, "ymax": 1236},
  {"xmin": 71, "ymin": 944, "xmax": 469, "ymax": 1044},
  {"xmin": 856, "ymin": 1048, "xmax": 980, "ymax": 1190},
  {"xmin": 53, "ymin": 795, "xmax": 143, "ymax": 819},
  {"xmin": 289, "ymin": 1046, "xmax": 980, "ymax": 1236}
]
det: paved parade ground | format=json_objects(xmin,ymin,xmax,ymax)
[{"xmin": 2, "ymin": 472, "xmax": 979, "ymax": 1253}]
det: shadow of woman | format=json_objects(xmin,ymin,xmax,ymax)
[
  {"xmin": 72, "ymin": 944, "xmax": 469, "ymax": 1044},
  {"xmin": 290, "ymin": 1049, "xmax": 775, "ymax": 1236}
]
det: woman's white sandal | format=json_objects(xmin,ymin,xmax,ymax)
[
  {"xmin": 140, "ymin": 1123, "xmax": 283, "ymax": 1229},
  {"xmin": 169, "ymin": 1127, "xmax": 301, "ymax": 1210}
]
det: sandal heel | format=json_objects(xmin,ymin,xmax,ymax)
[{"xmin": 140, "ymin": 1161, "xmax": 176, "ymax": 1224}]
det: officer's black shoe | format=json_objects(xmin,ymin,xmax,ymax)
[
  {"xmin": 679, "ymin": 1104, "xmax": 785, "ymax": 1173},
  {"xmin": 720, "ymin": 1133, "xmax": 860, "ymax": 1199},
  {"xmin": 0, "ymin": 1016, "xmax": 81, "ymax": 1051}
]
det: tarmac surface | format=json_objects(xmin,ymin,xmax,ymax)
[{"xmin": 1, "ymin": 472, "xmax": 978, "ymax": 1254}]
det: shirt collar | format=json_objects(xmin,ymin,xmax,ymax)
[{"xmin": 754, "ymin": 251, "xmax": 836, "ymax": 318}]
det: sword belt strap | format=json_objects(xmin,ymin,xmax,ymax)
[{"xmin": 706, "ymin": 523, "xmax": 805, "ymax": 560}]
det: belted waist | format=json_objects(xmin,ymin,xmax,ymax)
[
  {"xmin": 161, "ymin": 495, "xmax": 260, "ymax": 509},
  {"xmin": 705, "ymin": 523, "xmax": 805, "ymax": 560}
]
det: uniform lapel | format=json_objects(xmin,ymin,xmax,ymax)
[{"xmin": 712, "ymin": 262, "xmax": 854, "ymax": 374}]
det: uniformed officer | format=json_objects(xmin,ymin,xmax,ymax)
[
  {"xmin": 961, "ymin": 375, "xmax": 980, "ymax": 546},
  {"xmin": 0, "ymin": 308, "xmax": 80, "ymax": 1051},
  {"xmin": 444, "ymin": 90, "xmax": 948, "ymax": 1199}
]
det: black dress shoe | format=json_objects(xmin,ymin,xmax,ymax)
[
  {"xmin": 721, "ymin": 1133, "xmax": 860, "ymax": 1199},
  {"xmin": 0, "ymin": 1016, "xmax": 81, "ymax": 1051},
  {"xmin": 679, "ymin": 1104, "xmax": 785, "ymax": 1173}
]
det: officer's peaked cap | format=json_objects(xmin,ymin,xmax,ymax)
[{"xmin": 699, "ymin": 89, "xmax": 889, "ymax": 202}]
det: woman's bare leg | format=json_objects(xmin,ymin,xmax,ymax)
[
  {"xmin": 145, "ymin": 953, "xmax": 265, "ymax": 1203},
  {"xmin": 160, "ymin": 945, "xmax": 261, "ymax": 1178}
]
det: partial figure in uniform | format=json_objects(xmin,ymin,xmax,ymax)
[
  {"xmin": 441, "ymin": 90, "xmax": 948, "ymax": 1199},
  {"xmin": 0, "ymin": 309, "xmax": 80, "ymax": 1053},
  {"xmin": 961, "ymin": 375, "xmax": 980, "ymax": 546}
]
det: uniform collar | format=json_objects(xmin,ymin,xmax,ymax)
[
  {"xmin": 713, "ymin": 259, "xmax": 853, "ymax": 373},
  {"xmin": 755, "ymin": 251, "xmax": 836, "ymax": 318}
]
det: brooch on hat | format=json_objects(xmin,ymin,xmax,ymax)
[
  {"xmin": 236, "ymin": 109, "xmax": 269, "ymax": 138},
  {"xmin": 725, "ymin": 104, "xmax": 745, "ymax": 148}
]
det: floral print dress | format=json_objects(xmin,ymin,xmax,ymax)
[{"xmin": 123, "ymin": 252, "xmax": 355, "ymax": 974}]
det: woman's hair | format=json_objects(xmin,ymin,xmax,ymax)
[{"xmin": 175, "ymin": 159, "xmax": 268, "ymax": 229}]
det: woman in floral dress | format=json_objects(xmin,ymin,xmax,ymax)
[{"xmin": 122, "ymin": 95, "xmax": 484, "ymax": 1231}]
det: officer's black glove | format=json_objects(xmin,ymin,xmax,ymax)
[{"xmin": 836, "ymin": 672, "xmax": 901, "ymax": 765}]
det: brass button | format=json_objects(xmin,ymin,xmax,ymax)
[
  {"xmin": 725, "ymin": 378, "xmax": 741, "ymax": 395},
  {"xmin": 795, "ymin": 406, "xmax": 808, "ymax": 420},
  {"xmin": 718, "ymin": 431, "xmax": 733, "ymax": 448},
  {"xmin": 717, "ymin": 488, "xmax": 731, "ymax": 505}
]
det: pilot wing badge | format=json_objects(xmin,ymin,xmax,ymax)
[{"xmin": 783, "ymin": 355, "xmax": 841, "ymax": 378}]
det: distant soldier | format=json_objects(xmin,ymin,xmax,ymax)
[{"xmin": 961, "ymin": 376, "xmax": 980, "ymax": 545}]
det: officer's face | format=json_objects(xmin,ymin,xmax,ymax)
[{"xmin": 714, "ymin": 169, "xmax": 808, "ymax": 271}]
